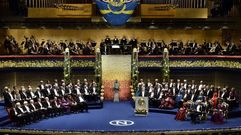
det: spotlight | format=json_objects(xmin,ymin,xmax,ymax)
[
  {"xmin": 40, "ymin": 26, "xmax": 46, "ymax": 29},
  {"xmin": 221, "ymin": 26, "xmax": 229, "ymax": 30},
  {"xmin": 21, "ymin": 26, "xmax": 27, "ymax": 29},
  {"xmin": 166, "ymin": 26, "xmax": 173, "ymax": 30},
  {"xmin": 2, "ymin": 26, "xmax": 10, "ymax": 29},
  {"xmin": 57, "ymin": 26, "xmax": 63, "ymax": 30},
  {"xmin": 76, "ymin": 26, "xmax": 82, "ymax": 30},
  {"xmin": 184, "ymin": 26, "xmax": 192, "ymax": 30},
  {"xmin": 149, "ymin": 21, "xmax": 158, "ymax": 29},
  {"xmin": 202, "ymin": 26, "xmax": 210, "ymax": 30}
]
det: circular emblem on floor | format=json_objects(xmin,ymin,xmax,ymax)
[{"xmin": 109, "ymin": 120, "xmax": 134, "ymax": 126}]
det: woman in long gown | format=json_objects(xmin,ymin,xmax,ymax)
[{"xmin": 175, "ymin": 103, "xmax": 188, "ymax": 121}]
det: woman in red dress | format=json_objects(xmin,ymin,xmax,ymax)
[
  {"xmin": 210, "ymin": 92, "xmax": 218, "ymax": 109},
  {"xmin": 211, "ymin": 99, "xmax": 224, "ymax": 124},
  {"xmin": 175, "ymin": 103, "xmax": 188, "ymax": 121}
]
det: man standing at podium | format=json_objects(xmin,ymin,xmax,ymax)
[{"xmin": 113, "ymin": 80, "xmax": 120, "ymax": 102}]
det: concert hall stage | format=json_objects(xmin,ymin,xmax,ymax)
[{"xmin": 1, "ymin": 101, "xmax": 241, "ymax": 134}]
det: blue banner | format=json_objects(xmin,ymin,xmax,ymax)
[{"xmin": 96, "ymin": 0, "xmax": 139, "ymax": 26}]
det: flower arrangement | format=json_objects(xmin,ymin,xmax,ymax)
[
  {"xmin": 0, "ymin": 60, "xmax": 95, "ymax": 68},
  {"xmin": 139, "ymin": 60, "xmax": 241, "ymax": 69}
]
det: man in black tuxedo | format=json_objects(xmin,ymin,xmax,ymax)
[
  {"xmin": 35, "ymin": 87, "xmax": 44, "ymax": 100},
  {"xmin": 113, "ymin": 36, "xmax": 119, "ymax": 45},
  {"xmin": 3, "ymin": 87, "xmax": 15, "ymax": 108},
  {"xmin": 35, "ymin": 98, "xmax": 47, "ymax": 118},
  {"xmin": 42, "ymin": 97, "xmax": 54, "ymax": 117},
  {"xmin": 105, "ymin": 35, "xmax": 111, "ymax": 46},
  {"xmin": 22, "ymin": 101, "xmax": 34, "ymax": 123},
  {"xmin": 43, "ymin": 84, "xmax": 51, "ymax": 98},
  {"xmin": 76, "ymin": 94, "xmax": 88, "ymax": 112},
  {"xmin": 29, "ymin": 99, "xmax": 40, "ymax": 120},
  {"xmin": 88, "ymin": 81, "xmax": 99, "ymax": 102},
  {"xmin": 220, "ymin": 87, "xmax": 229, "ymax": 101},
  {"xmin": 73, "ymin": 85, "xmax": 81, "ymax": 96},
  {"xmin": 105, "ymin": 35, "xmax": 112, "ymax": 54},
  {"xmin": 129, "ymin": 37, "xmax": 138, "ymax": 49},
  {"xmin": 120, "ymin": 36, "xmax": 128, "ymax": 54},
  {"xmin": 26, "ymin": 86, "xmax": 36, "ymax": 100},
  {"xmin": 51, "ymin": 85, "xmax": 60, "ymax": 99},
  {"xmin": 58, "ymin": 85, "xmax": 66, "ymax": 97},
  {"xmin": 13, "ymin": 102, "xmax": 28, "ymax": 126},
  {"xmin": 51, "ymin": 97, "xmax": 63, "ymax": 115},
  {"xmin": 38, "ymin": 80, "xmax": 45, "ymax": 93},
  {"xmin": 19, "ymin": 86, "xmax": 29, "ymax": 101},
  {"xmin": 206, "ymin": 85, "xmax": 214, "ymax": 99}
]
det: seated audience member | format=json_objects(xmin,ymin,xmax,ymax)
[
  {"xmin": 19, "ymin": 86, "xmax": 29, "ymax": 101},
  {"xmin": 227, "ymin": 88, "xmax": 239, "ymax": 110},
  {"xmin": 136, "ymin": 79, "xmax": 145, "ymax": 96},
  {"xmin": 22, "ymin": 101, "xmax": 35, "ymax": 122},
  {"xmin": 211, "ymin": 99, "xmax": 228, "ymax": 124},
  {"xmin": 51, "ymin": 85, "xmax": 60, "ymax": 99},
  {"xmin": 175, "ymin": 103, "xmax": 188, "ymax": 121},
  {"xmin": 26, "ymin": 86, "xmax": 36, "ymax": 100},
  {"xmin": 13, "ymin": 102, "xmax": 29, "ymax": 126},
  {"xmin": 76, "ymin": 94, "xmax": 88, "ymax": 112},
  {"xmin": 210, "ymin": 92, "xmax": 219, "ymax": 109},
  {"xmin": 4, "ymin": 35, "xmax": 21, "ymax": 55},
  {"xmin": 52, "ymin": 97, "xmax": 63, "ymax": 115},
  {"xmin": 42, "ymin": 97, "xmax": 54, "ymax": 117},
  {"xmin": 35, "ymin": 98, "xmax": 47, "ymax": 118},
  {"xmin": 58, "ymin": 96, "xmax": 71, "ymax": 113},
  {"xmin": 35, "ymin": 87, "xmax": 44, "ymax": 100},
  {"xmin": 59, "ymin": 85, "xmax": 66, "ymax": 97},
  {"xmin": 159, "ymin": 92, "xmax": 175, "ymax": 109},
  {"xmin": 190, "ymin": 101, "xmax": 206, "ymax": 124},
  {"xmin": 89, "ymin": 80, "xmax": 99, "ymax": 102},
  {"xmin": 66, "ymin": 95, "xmax": 78, "ymax": 112},
  {"xmin": 29, "ymin": 99, "xmax": 40, "ymax": 120}
]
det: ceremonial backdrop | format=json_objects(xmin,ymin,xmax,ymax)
[
  {"xmin": 102, "ymin": 55, "xmax": 131, "ymax": 100},
  {"xmin": 96, "ymin": 0, "xmax": 139, "ymax": 26}
]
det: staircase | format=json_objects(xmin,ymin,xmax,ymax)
[{"xmin": 102, "ymin": 55, "xmax": 132, "ymax": 101}]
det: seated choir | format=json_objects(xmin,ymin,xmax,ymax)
[
  {"xmin": 3, "ymin": 79, "xmax": 100, "ymax": 126},
  {"xmin": 138, "ymin": 39, "xmax": 241, "ymax": 55},
  {"xmin": 136, "ymin": 79, "xmax": 239, "ymax": 123},
  {"xmin": 3, "ymin": 35, "xmax": 96, "ymax": 55}
]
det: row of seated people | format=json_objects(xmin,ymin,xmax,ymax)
[
  {"xmin": 3, "ymin": 79, "xmax": 100, "ymax": 126},
  {"xmin": 3, "ymin": 35, "xmax": 96, "ymax": 55},
  {"xmin": 100, "ymin": 35, "xmax": 138, "ymax": 55},
  {"xmin": 136, "ymin": 79, "xmax": 239, "ymax": 124},
  {"xmin": 136, "ymin": 79, "xmax": 239, "ymax": 110},
  {"xmin": 139, "ymin": 39, "xmax": 241, "ymax": 55},
  {"xmin": 12, "ymin": 95, "xmax": 88, "ymax": 126}
]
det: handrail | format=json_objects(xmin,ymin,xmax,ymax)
[
  {"xmin": 139, "ymin": 55, "xmax": 241, "ymax": 59},
  {"xmin": 0, "ymin": 55, "xmax": 95, "ymax": 59}
]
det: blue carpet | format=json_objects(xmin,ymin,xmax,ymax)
[
  {"xmin": 1, "ymin": 101, "xmax": 241, "ymax": 132},
  {"xmin": 0, "ymin": 106, "xmax": 7, "ymax": 119},
  {"xmin": 0, "ymin": 100, "xmax": 4, "ymax": 106}
]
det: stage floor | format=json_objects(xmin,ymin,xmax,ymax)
[{"xmin": 1, "ymin": 101, "xmax": 241, "ymax": 133}]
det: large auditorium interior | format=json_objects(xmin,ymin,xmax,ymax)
[{"xmin": 0, "ymin": 0, "xmax": 241, "ymax": 135}]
